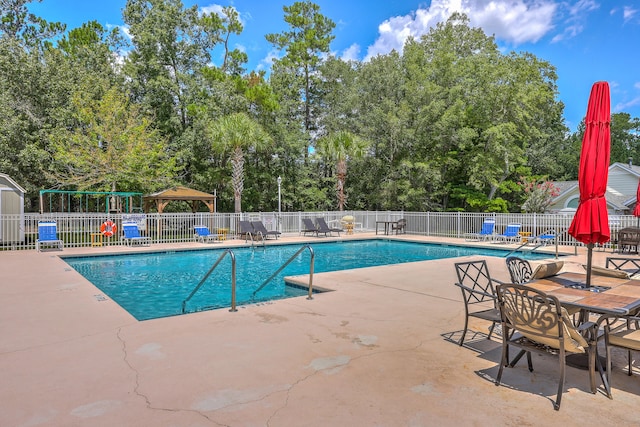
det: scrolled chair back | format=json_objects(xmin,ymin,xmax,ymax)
[
  {"xmin": 505, "ymin": 256, "xmax": 533, "ymax": 284},
  {"xmin": 497, "ymin": 283, "xmax": 587, "ymax": 354}
]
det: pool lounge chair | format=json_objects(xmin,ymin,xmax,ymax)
[
  {"xmin": 493, "ymin": 223, "xmax": 521, "ymax": 244},
  {"xmin": 122, "ymin": 222, "xmax": 151, "ymax": 246},
  {"xmin": 238, "ymin": 220, "xmax": 263, "ymax": 242},
  {"xmin": 36, "ymin": 221, "xmax": 63, "ymax": 251},
  {"xmin": 301, "ymin": 218, "xmax": 319, "ymax": 237},
  {"xmin": 316, "ymin": 217, "xmax": 343, "ymax": 237},
  {"xmin": 531, "ymin": 229, "xmax": 556, "ymax": 246},
  {"xmin": 250, "ymin": 220, "xmax": 281, "ymax": 240},
  {"xmin": 194, "ymin": 225, "xmax": 220, "ymax": 243},
  {"xmin": 464, "ymin": 218, "xmax": 495, "ymax": 241}
]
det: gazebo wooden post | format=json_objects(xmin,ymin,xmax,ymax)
[{"xmin": 142, "ymin": 187, "xmax": 218, "ymax": 238}]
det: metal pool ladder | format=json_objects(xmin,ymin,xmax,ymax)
[
  {"xmin": 251, "ymin": 244, "xmax": 315, "ymax": 300},
  {"xmin": 182, "ymin": 249, "xmax": 238, "ymax": 313}
]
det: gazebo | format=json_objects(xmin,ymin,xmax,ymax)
[{"xmin": 143, "ymin": 186, "xmax": 216, "ymax": 213}]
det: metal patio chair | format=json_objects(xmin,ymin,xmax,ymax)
[
  {"xmin": 454, "ymin": 260, "xmax": 504, "ymax": 346},
  {"xmin": 495, "ymin": 283, "xmax": 600, "ymax": 410},
  {"xmin": 391, "ymin": 218, "xmax": 407, "ymax": 234},
  {"xmin": 505, "ymin": 256, "xmax": 533, "ymax": 284},
  {"xmin": 601, "ymin": 313, "xmax": 640, "ymax": 398},
  {"xmin": 605, "ymin": 257, "xmax": 640, "ymax": 277}
]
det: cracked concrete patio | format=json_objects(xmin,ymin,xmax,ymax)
[{"xmin": 2, "ymin": 234, "xmax": 640, "ymax": 426}]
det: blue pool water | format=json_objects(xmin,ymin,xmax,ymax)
[{"xmin": 64, "ymin": 240, "xmax": 555, "ymax": 320}]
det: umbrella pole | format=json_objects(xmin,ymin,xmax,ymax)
[{"xmin": 586, "ymin": 243, "xmax": 594, "ymax": 288}]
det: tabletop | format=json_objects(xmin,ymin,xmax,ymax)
[{"xmin": 525, "ymin": 272, "xmax": 640, "ymax": 315}]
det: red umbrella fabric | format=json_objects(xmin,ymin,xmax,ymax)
[
  {"xmin": 568, "ymin": 81, "xmax": 611, "ymax": 245},
  {"xmin": 634, "ymin": 180, "xmax": 640, "ymax": 217},
  {"xmin": 568, "ymin": 81, "xmax": 611, "ymax": 287}
]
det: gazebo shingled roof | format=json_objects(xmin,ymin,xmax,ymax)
[{"xmin": 143, "ymin": 186, "xmax": 216, "ymax": 213}]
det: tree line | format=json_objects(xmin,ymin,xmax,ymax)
[{"xmin": 1, "ymin": 0, "xmax": 639, "ymax": 213}]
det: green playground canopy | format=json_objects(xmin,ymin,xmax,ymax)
[{"xmin": 39, "ymin": 190, "xmax": 143, "ymax": 214}]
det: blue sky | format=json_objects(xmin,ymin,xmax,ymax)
[{"xmin": 29, "ymin": 0, "xmax": 640, "ymax": 132}]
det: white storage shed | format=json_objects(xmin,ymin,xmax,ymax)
[{"xmin": 0, "ymin": 173, "xmax": 26, "ymax": 244}]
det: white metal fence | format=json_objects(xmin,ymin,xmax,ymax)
[{"xmin": 0, "ymin": 210, "xmax": 635, "ymax": 251}]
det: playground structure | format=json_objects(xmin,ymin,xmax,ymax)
[{"xmin": 39, "ymin": 190, "xmax": 143, "ymax": 214}]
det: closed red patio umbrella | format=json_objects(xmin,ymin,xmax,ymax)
[
  {"xmin": 568, "ymin": 81, "xmax": 611, "ymax": 287},
  {"xmin": 634, "ymin": 180, "xmax": 640, "ymax": 226}
]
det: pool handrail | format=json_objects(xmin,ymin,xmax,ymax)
[
  {"xmin": 182, "ymin": 249, "xmax": 238, "ymax": 313},
  {"xmin": 252, "ymin": 244, "xmax": 315, "ymax": 300}
]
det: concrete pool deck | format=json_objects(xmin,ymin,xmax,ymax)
[{"xmin": 2, "ymin": 233, "xmax": 640, "ymax": 426}]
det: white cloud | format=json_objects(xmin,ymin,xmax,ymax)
[
  {"xmin": 614, "ymin": 97, "xmax": 640, "ymax": 112},
  {"xmin": 120, "ymin": 25, "xmax": 132, "ymax": 41},
  {"xmin": 200, "ymin": 4, "xmax": 225, "ymax": 16},
  {"xmin": 200, "ymin": 3, "xmax": 246, "ymax": 26},
  {"xmin": 611, "ymin": 82, "xmax": 640, "ymax": 112},
  {"xmin": 567, "ymin": 0, "xmax": 599, "ymax": 16},
  {"xmin": 106, "ymin": 23, "xmax": 132, "ymax": 41},
  {"xmin": 258, "ymin": 48, "xmax": 281, "ymax": 71},
  {"xmin": 551, "ymin": 0, "xmax": 599, "ymax": 42},
  {"xmin": 364, "ymin": 0, "xmax": 558, "ymax": 61},
  {"xmin": 623, "ymin": 6, "xmax": 638, "ymax": 22},
  {"xmin": 467, "ymin": 0, "xmax": 557, "ymax": 44},
  {"xmin": 341, "ymin": 44, "xmax": 361, "ymax": 62}
]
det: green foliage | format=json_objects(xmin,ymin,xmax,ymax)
[
  {"xmin": 519, "ymin": 176, "xmax": 560, "ymax": 213},
  {"xmin": 609, "ymin": 112, "xmax": 640, "ymax": 165},
  {"xmin": 4, "ymin": 3, "xmax": 640, "ymax": 215},
  {"xmin": 267, "ymin": 0, "xmax": 335, "ymax": 155},
  {"xmin": 48, "ymin": 85, "xmax": 180, "ymax": 192},
  {"xmin": 316, "ymin": 130, "xmax": 369, "ymax": 210},
  {"xmin": 207, "ymin": 112, "xmax": 272, "ymax": 213},
  {"xmin": 0, "ymin": 0, "xmax": 65, "ymax": 47}
]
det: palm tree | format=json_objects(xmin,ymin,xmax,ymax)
[
  {"xmin": 209, "ymin": 113, "xmax": 272, "ymax": 213},
  {"xmin": 317, "ymin": 130, "xmax": 368, "ymax": 210}
]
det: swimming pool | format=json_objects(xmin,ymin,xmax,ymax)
[{"xmin": 64, "ymin": 239, "xmax": 556, "ymax": 320}]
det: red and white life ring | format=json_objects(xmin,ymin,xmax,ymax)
[{"xmin": 101, "ymin": 220, "xmax": 117, "ymax": 237}]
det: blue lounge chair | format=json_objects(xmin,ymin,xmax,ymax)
[
  {"xmin": 493, "ymin": 223, "xmax": 521, "ymax": 244},
  {"xmin": 36, "ymin": 221, "xmax": 63, "ymax": 251},
  {"xmin": 465, "ymin": 218, "xmax": 495, "ymax": 241},
  {"xmin": 122, "ymin": 222, "xmax": 151, "ymax": 246},
  {"xmin": 250, "ymin": 220, "xmax": 281, "ymax": 240},
  {"xmin": 532, "ymin": 229, "xmax": 556, "ymax": 246},
  {"xmin": 194, "ymin": 225, "xmax": 220, "ymax": 243}
]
